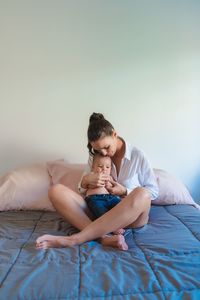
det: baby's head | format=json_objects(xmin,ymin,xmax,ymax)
[{"xmin": 92, "ymin": 154, "xmax": 111, "ymax": 175}]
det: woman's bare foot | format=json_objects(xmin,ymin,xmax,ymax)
[
  {"xmin": 101, "ymin": 234, "xmax": 128, "ymax": 251},
  {"xmin": 36, "ymin": 233, "xmax": 128, "ymax": 251},
  {"xmin": 36, "ymin": 234, "xmax": 79, "ymax": 249},
  {"xmin": 113, "ymin": 228, "xmax": 125, "ymax": 235}
]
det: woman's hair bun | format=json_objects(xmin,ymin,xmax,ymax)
[
  {"xmin": 89, "ymin": 113, "xmax": 105, "ymax": 124},
  {"xmin": 87, "ymin": 112, "xmax": 114, "ymax": 153}
]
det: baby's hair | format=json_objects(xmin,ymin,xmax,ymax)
[
  {"xmin": 93, "ymin": 153, "xmax": 111, "ymax": 163},
  {"xmin": 93, "ymin": 152, "xmax": 103, "ymax": 161},
  {"xmin": 87, "ymin": 113, "xmax": 114, "ymax": 155}
]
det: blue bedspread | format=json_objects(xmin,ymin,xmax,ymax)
[{"xmin": 0, "ymin": 205, "xmax": 200, "ymax": 299}]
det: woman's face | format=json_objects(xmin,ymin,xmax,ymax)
[{"xmin": 91, "ymin": 132, "xmax": 117, "ymax": 157}]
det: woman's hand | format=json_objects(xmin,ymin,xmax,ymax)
[
  {"xmin": 81, "ymin": 172, "xmax": 111, "ymax": 189},
  {"xmin": 106, "ymin": 178, "xmax": 127, "ymax": 196}
]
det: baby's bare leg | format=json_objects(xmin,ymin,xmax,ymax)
[{"xmin": 113, "ymin": 228, "xmax": 125, "ymax": 235}]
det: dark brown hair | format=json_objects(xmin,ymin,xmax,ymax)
[{"xmin": 87, "ymin": 113, "xmax": 114, "ymax": 155}]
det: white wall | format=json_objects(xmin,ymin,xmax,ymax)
[{"xmin": 0, "ymin": 1, "xmax": 200, "ymax": 201}]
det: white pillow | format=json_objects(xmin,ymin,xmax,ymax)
[
  {"xmin": 0, "ymin": 163, "xmax": 54, "ymax": 211},
  {"xmin": 153, "ymin": 169, "xmax": 200, "ymax": 209}
]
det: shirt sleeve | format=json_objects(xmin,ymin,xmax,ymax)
[
  {"xmin": 126, "ymin": 187, "xmax": 132, "ymax": 195},
  {"xmin": 138, "ymin": 152, "xmax": 159, "ymax": 200},
  {"xmin": 78, "ymin": 155, "xmax": 93, "ymax": 194}
]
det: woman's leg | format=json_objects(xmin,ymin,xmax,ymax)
[
  {"xmin": 36, "ymin": 184, "xmax": 127, "ymax": 249},
  {"xmin": 71, "ymin": 187, "xmax": 151, "ymax": 243},
  {"xmin": 36, "ymin": 187, "xmax": 150, "ymax": 249},
  {"xmin": 48, "ymin": 184, "xmax": 92, "ymax": 230}
]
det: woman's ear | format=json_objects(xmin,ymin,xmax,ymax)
[{"xmin": 112, "ymin": 130, "xmax": 117, "ymax": 138}]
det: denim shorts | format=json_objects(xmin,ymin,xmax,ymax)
[{"xmin": 85, "ymin": 194, "xmax": 121, "ymax": 218}]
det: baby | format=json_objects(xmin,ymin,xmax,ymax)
[{"xmin": 85, "ymin": 154, "xmax": 125, "ymax": 235}]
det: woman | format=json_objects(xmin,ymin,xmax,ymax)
[{"xmin": 36, "ymin": 113, "xmax": 158, "ymax": 250}]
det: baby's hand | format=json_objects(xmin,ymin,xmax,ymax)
[
  {"xmin": 105, "ymin": 176, "xmax": 114, "ymax": 188},
  {"xmin": 106, "ymin": 178, "xmax": 127, "ymax": 196},
  {"xmin": 89, "ymin": 172, "xmax": 111, "ymax": 188}
]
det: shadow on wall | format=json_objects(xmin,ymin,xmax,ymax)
[{"xmin": 191, "ymin": 171, "xmax": 200, "ymax": 204}]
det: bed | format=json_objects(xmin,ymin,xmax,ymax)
[{"xmin": 0, "ymin": 204, "xmax": 200, "ymax": 300}]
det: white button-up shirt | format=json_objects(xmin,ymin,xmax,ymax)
[{"xmin": 79, "ymin": 141, "xmax": 159, "ymax": 200}]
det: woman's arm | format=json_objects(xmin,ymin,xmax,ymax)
[
  {"xmin": 138, "ymin": 153, "xmax": 159, "ymax": 200},
  {"xmin": 106, "ymin": 178, "xmax": 127, "ymax": 197},
  {"xmin": 81, "ymin": 172, "xmax": 111, "ymax": 189}
]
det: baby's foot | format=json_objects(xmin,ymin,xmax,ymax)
[
  {"xmin": 113, "ymin": 228, "xmax": 125, "ymax": 235},
  {"xmin": 101, "ymin": 234, "xmax": 128, "ymax": 251},
  {"xmin": 36, "ymin": 234, "xmax": 79, "ymax": 249}
]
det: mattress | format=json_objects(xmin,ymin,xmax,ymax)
[{"xmin": 0, "ymin": 204, "xmax": 200, "ymax": 299}]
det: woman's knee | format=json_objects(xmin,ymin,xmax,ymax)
[
  {"xmin": 48, "ymin": 184, "xmax": 71, "ymax": 203},
  {"xmin": 134, "ymin": 187, "xmax": 151, "ymax": 198},
  {"xmin": 126, "ymin": 188, "xmax": 151, "ymax": 228},
  {"xmin": 129, "ymin": 187, "xmax": 151, "ymax": 209}
]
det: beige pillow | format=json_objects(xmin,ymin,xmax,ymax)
[
  {"xmin": 47, "ymin": 160, "xmax": 85, "ymax": 193},
  {"xmin": 47, "ymin": 161, "xmax": 199, "ymax": 209},
  {"xmin": 0, "ymin": 163, "xmax": 54, "ymax": 211},
  {"xmin": 153, "ymin": 168, "xmax": 199, "ymax": 209}
]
